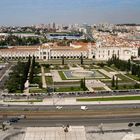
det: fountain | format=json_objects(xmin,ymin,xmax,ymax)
[{"xmin": 71, "ymin": 69, "xmax": 94, "ymax": 77}]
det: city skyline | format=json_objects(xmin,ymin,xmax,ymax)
[{"xmin": 0, "ymin": 0, "xmax": 140, "ymax": 26}]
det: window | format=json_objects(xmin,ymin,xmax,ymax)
[
  {"xmin": 118, "ymin": 50, "xmax": 119, "ymax": 56},
  {"xmin": 108, "ymin": 50, "xmax": 110, "ymax": 56},
  {"xmin": 43, "ymin": 52, "xmax": 46, "ymax": 55}
]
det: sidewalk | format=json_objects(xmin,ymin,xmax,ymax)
[
  {"xmin": 41, "ymin": 66, "xmax": 47, "ymax": 88},
  {"xmin": 1, "ymin": 96, "xmax": 140, "ymax": 105}
]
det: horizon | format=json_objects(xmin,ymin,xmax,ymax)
[{"xmin": 0, "ymin": 0, "xmax": 140, "ymax": 26}]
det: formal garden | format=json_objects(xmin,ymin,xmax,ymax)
[{"xmin": 3, "ymin": 55, "xmax": 140, "ymax": 94}]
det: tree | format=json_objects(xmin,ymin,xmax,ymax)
[
  {"xmin": 80, "ymin": 53, "xmax": 83, "ymax": 65},
  {"xmin": 29, "ymin": 56, "xmax": 35, "ymax": 83},
  {"xmin": 112, "ymin": 76, "xmax": 115, "ymax": 87},
  {"xmin": 2, "ymin": 124, "xmax": 6, "ymax": 131},
  {"xmin": 138, "ymin": 47, "xmax": 140, "ymax": 57},
  {"xmin": 134, "ymin": 83, "xmax": 140, "ymax": 89},
  {"xmin": 127, "ymin": 59, "xmax": 131, "ymax": 72},
  {"xmin": 83, "ymin": 77, "xmax": 86, "ymax": 91},
  {"xmin": 6, "ymin": 60, "xmax": 30, "ymax": 93},
  {"xmin": 80, "ymin": 78, "xmax": 86, "ymax": 91},
  {"xmin": 115, "ymin": 77, "xmax": 118, "ymax": 89},
  {"xmin": 98, "ymin": 63, "xmax": 105, "ymax": 68},
  {"xmin": 62, "ymin": 55, "xmax": 65, "ymax": 65},
  {"xmin": 80, "ymin": 79, "xmax": 84, "ymax": 89},
  {"xmin": 131, "ymin": 64, "xmax": 137, "ymax": 75}
]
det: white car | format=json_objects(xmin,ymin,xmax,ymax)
[
  {"xmin": 18, "ymin": 115, "xmax": 26, "ymax": 119},
  {"xmin": 3, "ymin": 104, "xmax": 9, "ymax": 107},
  {"xmin": 56, "ymin": 106, "xmax": 63, "ymax": 110},
  {"xmin": 3, "ymin": 121, "xmax": 11, "ymax": 126},
  {"xmin": 81, "ymin": 106, "xmax": 88, "ymax": 111}
]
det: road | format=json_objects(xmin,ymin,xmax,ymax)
[
  {"xmin": 1, "ymin": 104, "xmax": 140, "ymax": 111},
  {"xmin": 1, "ymin": 116, "xmax": 140, "ymax": 127},
  {"xmin": 0, "ymin": 104, "xmax": 140, "ymax": 127}
]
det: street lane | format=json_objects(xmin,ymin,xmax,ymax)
[
  {"xmin": 1, "ymin": 116, "xmax": 140, "ymax": 127},
  {"xmin": 0, "ymin": 104, "xmax": 140, "ymax": 111}
]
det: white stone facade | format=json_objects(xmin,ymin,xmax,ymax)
[
  {"xmin": 0, "ymin": 42, "xmax": 138, "ymax": 61},
  {"xmin": 94, "ymin": 46, "xmax": 138, "ymax": 61}
]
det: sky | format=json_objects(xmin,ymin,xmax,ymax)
[{"xmin": 0, "ymin": 0, "xmax": 140, "ymax": 26}]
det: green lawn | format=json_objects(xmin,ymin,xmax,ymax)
[
  {"xmin": 58, "ymin": 71, "xmax": 67, "ymax": 80},
  {"xmin": 110, "ymin": 85, "xmax": 137, "ymax": 90},
  {"xmin": 45, "ymin": 76, "xmax": 53, "ymax": 85},
  {"xmin": 116, "ymin": 74, "xmax": 134, "ymax": 83},
  {"xmin": 34, "ymin": 67, "xmax": 41, "ymax": 74},
  {"xmin": 77, "ymin": 96, "xmax": 140, "ymax": 102},
  {"xmin": 29, "ymin": 88, "xmax": 47, "ymax": 93},
  {"xmin": 103, "ymin": 66, "xmax": 115, "ymax": 72},
  {"xmin": 126, "ymin": 73, "xmax": 140, "ymax": 81},
  {"xmin": 93, "ymin": 87, "xmax": 105, "ymax": 91},
  {"xmin": 32, "ymin": 76, "xmax": 42, "ymax": 86},
  {"xmin": 44, "ymin": 68, "xmax": 50, "ymax": 73},
  {"xmin": 54, "ymin": 81, "xmax": 80, "ymax": 86},
  {"xmin": 97, "ymin": 70, "xmax": 110, "ymax": 79},
  {"xmin": 110, "ymin": 65, "xmax": 120, "ymax": 71},
  {"xmin": 81, "ymin": 64, "xmax": 102, "ymax": 69}
]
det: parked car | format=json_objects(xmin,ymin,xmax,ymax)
[
  {"xmin": 3, "ymin": 121, "xmax": 11, "ymax": 126},
  {"xmin": 135, "ymin": 123, "xmax": 140, "ymax": 127},
  {"xmin": 9, "ymin": 118, "xmax": 19, "ymax": 123},
  {"xmin": 128, "ymin": 123, "xmax": 134, "ymax": 127},
  {"xmin": 3, "ymin": 104, "xmax": 10, "ymax": 107}
]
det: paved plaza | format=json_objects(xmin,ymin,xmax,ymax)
[
  {"xmin": 24, "ymin": 126, "xmax": 86, "ymax": 140},
  {"xmin": 1, "ymin": 124, "xmax": 140, "ymax": 140}
]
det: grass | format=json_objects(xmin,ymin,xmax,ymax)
[
  {"xmin": 54, "ymin": 81, "xmax": 80, "ymax": 85},
  {"xmin": 116, "ymin": 74, "xmax": 134, "ymax": 83},
  {"xmin": 34, "ymin": 67, "xmax": 41, "ymax": 74},
  {"xmin": 58, "ymin": 71, "xmax": 67, "ymax": 80},
  {"xmin": 110, "ymin": 65, "xmax": 120, "ymax": 71},
  {"xmin": 103, "ymin": 66, "xmax": 115, "ymax": 72},
  {"xmin": 93, "ymin": 87, "xmax": 105, "ymax": 91},
  {"xmin": 97, "ymin": 70, "xmax": 110, "ymax": 79},
  {"xmin": 32, "ymin": 76, "xmax": 42, "ymax": 87},
  {"xmin": 77, "ymin": 96, "xmax": 140, "ymax": 102},
  {"xmin": 110, "ymin": 84, "xmax": 140, "ymax": 90},
  {"xmin": 126, "ymin": 73, "xmax": 140, "ymax": 81},
  {"xmin": 29, "ymin": 88, "xmax": 47, "ymax": 93},
  {"xmin": 55, "ymin": 87, "xmax": 86, "ymax": 92},
  {"xmin": 45, "ymin": 76, "xmax": 53, "ymax": 85},
  {"xmin": 44, "ymin": 68, "xmax": 50, "ymax": 73},
  {"xmin": 110, "ymin": 85, "xmax": 135, "ymax": 90}
]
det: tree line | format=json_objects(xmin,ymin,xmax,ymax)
[
  {"xmin": 108, "ymin": 55, "xmax": 140, "ymax": 80},
  {"xmin": 6, "ymin": 57, "xmax": 31, "ymax": 93},
  {"xmin": 0, "ymin": 35, "xmax": 40, "ymax": 46}
]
